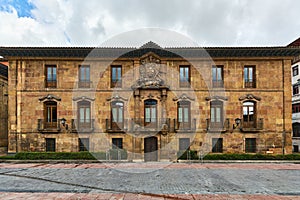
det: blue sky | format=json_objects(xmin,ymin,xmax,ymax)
[{"xmin": 0, "ymin": 0, "xmax": 300, "ymax": 47}]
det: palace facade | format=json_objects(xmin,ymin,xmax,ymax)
[
  {"xmin": 1, "ymin": 42, "xmax": 299, "ymax": 161},
  {"xmin": 0, "ymin": 62, "xmax": 8, "ymax": 154}
]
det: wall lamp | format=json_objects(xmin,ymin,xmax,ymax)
[
  {"xmin": 61, "ymin": 118, "xmax": 66, "ymax": 126},
  {"xmin": 233, "ymin": 118, "xmax": 241, "ymax": 129}
]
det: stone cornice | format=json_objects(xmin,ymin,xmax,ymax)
[
  {"xmin": 39, "ymin": 94, "xmax": 61, "ymax": 102},
  {"xmin": 239, "ymin": 94, "xmax": 261, "ymax": 101}
]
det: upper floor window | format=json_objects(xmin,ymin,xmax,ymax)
[
  {"xmin": 292, "ymin": 103, "xmax": 300, "ymax": 113},
  {"xmin": 244, "ymin": 66, "xmax": 256, "ymax": 88},
  {"xmin": 243, "ymin": 101, "xmax": 256, "ymax": 128},
  {"xmin": 179, "ymin": 65, "xmax": 190, "ymax": 87},
  {"xmin": 177, "ymin": 101, "xmax": 191, "ymax": 129},
  {"xmin": 210, "ymin": 100, "xmax": 223, "ymax": 128},
  {"xmin": 79, "ymin": 65, "xmax": 90, "ymax": 88},
  {"xmin": 144, "ymin": 99, "xmax": 157, "ymax": 128},
  {"xmin": 293, "ymin": 65, "xmax": 299, "ymax": 76},
  {"xmin": 293, "ymin": 85, "xmax": 299, "ymax": 95},
  {"xmin": 45, "ymin": 65, "xmax": 57, "ymax": 88},
  {"xmin": 293, "ymin": 123, "xmax": 300, "ymax": 137},
  {"xmin": 44, "ymin": 101, "xmax": 57, "ymax": 129},
  {"xmin": 78, "ymin": 101, "xmax": 91, "ymax": 129},
  {"xmin": 111, "ymin": 101, "xmax": 124, "ymax": 130},
  {"xmin": 111, "ymin": 65, "xmax": 122, "ymax": 88},
  {"xmin": 212, "ymin": 65, "xmax": 223, "ymax": 88}
]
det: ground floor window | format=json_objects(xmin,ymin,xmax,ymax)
[
  {"xmin": 79, "ymin": 138, "xmax": 89, "ymax": 151},
  {"xmin": 179, "ymin": 138, "xmax": 190, "ymax": 151},
  {"xmin": 212, "ymin": 138, "xmax": 223, "ymax": 153},
  {"xmin": 245, "ymin": 138, "xmax": 256, "ymax": 153},
  {"xmin": 112, "ymin": 138, "xmax": 123, "ymax": 149},
  {"xmin": 45, "ymin": 138, "xmax": 56, "ymax": 152},
  {"xmin": 293, "ymin": 145, "xmax": 299, "ymax": 153}
]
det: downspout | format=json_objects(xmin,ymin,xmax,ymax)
[
  {"xmin": 15, "ymin": 60, "xmax": 18, "ymax": 153},
  {"xmin": 282, "ymin": 59, "xmax": 286, "ymax": 155}
]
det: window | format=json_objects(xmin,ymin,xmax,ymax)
[
  {"xmin": 45, "ymin": 138, "xmax": 56, "ymax": 152},
  {"xmin": 212, "ymin": 65, "xmax": 223, "ymax": 87},
  {"xmin": 212, "ymin": 138, "xmax": 223, "ymax": 153},
  {"xmin": 144, "ymin": 99, "xmax": 157, "ymax": 128},
  {"xmin": 111, "ymin": 65, "xmax": 122, "ymax": 88},
  {"xmin": 78, "ymin": 101, "xmax": 91, "ymax": 129},
  {"xmin": 293, "ymin": 145, "xmax": 299, "ymax": 153},
  {"xmin": 79, "ymin": 138, "xmax": 89, "ymax": 151},
  {"xmin": 45, "ymin": 65, "xmax": 57, "ymax": 88},
  {"xmin": 79, "ymin": 65, "xmax": 90, "ymax": 88},
  {"xmin": 244, "ymin": 66, "xmax": 256, "ymax": 88},
  {"xmin": 243, "ymin": 101, "xmax": 256, "ymax": 128},
  {"xmin": 293, "ymin": 66, "xmax": 299, "ymax": 76},
  {"xmin": 179, "ymin": 65, "xmax": 190, "ymax": 87},
  {"xmin": 111, "ymin": 101, "xmax": 124, "ymax": 130},
  {"xmin": 245, "ymin": 138, "xmax": 256, "ymax": 153},
  {"xmin": 293, "ymin": 85, "xmax": 299, "ymax": 95},
  {"xmin": 44, "ymin": 101, "xmax": 57, "ymax": 129},
  {"xmin": 210, "ymin": 101, "xmax": 223, "ymax": 128},
  {"xmin": 292, "ymin": 103, "xmax": 300, "ymax": 113},
  {"xmin": 177, "ymin": 101, "xmax": 191, "ymax": 129},
  {"xmin": 179, "ymin": 138, "xmax": 190, "ymax": 151},
  {"xmin": 112, "ymin": 138, "xmax": 123, "ymax": 149},
  {"xmin": 293, "ymin": 123, "xmax": 300, "ymax": 137}
]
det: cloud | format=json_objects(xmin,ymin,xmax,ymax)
[{"xmin": 0, "ymin": 0, "xmax": 300, "ymax": 47}]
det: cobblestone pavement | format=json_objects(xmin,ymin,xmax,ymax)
[{"xmin": 0, "ymin": 163, "xmax": 299, "ymax": 199}]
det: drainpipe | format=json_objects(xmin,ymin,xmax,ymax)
[{"xmin": 282, "ymin": 59, "xmax": 286, "ymax": 155}]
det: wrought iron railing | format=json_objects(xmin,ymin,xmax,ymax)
[
  {"xmin": 174, "ymin": 118, "xmax": 196, "ymax": 131},
  {"xmin": 130, "ymin": 118, "xmax": 170, "ymax": 132},
  {"xmin": 71, "ymin": 119, "xmax": 95, "ymax": 133},
  {"xmin": 38, "ymin": 119, "xmax": 60, "ymax": 132},
  {"xmin": 206, "ymin": 118, "xmax": 230, "ymax": 132}
]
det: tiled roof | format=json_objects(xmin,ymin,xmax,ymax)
[
  {"xmin": 0, "ymin": 63, "xmax": 8, "ymax": 78},
  {"xmin": 287, "ymin": 37, "xmax": 300, "ymax": 47},
  {"xmin": 1, "ymin": 44, "xmax": 300, "ymax": 59}
]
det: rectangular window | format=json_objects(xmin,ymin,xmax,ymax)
[
  {"xmin": 244, "ymin": 66, "xmax": 256, "ymax": 88},
  {"xmin": 212, "ymin": 65, "xmax": 223, "ymax": 87},
  {"xmin": 112, "ymin": 138, "xmax": 123, "ymax": 149},
  {"xmin": 292, "ymin": 103, "xmax": 300, "ymax": 113},
  {"xmin": 293, "ymin": 66, "xmax": 299, "ymax": 76},
  {"xmin": 79, "ymin": 138, "xmax": 89, "ymax": 151},
  {"xmin": 45, "ymin": 65, "xmax": 57, "ymax": 88},
  {"xmin": 111, "ymin": 65, "xmax": 122, "ymax": 88},
  {"xmin": 179, "ymin": 138, "xmax": 190, "ymax": 151},
  {"xmin": 45, "ymin": 138, "xmax": 56, "ymax": 152},
  {"xmin": 293, "ymin": 145, "xmax": 299, "ymax": 152},
  {"xmin": 44, "ymin": 102, "xmax": 57, "ymax": 129},
  {"xmin": 245, "ymin": 138, "xmax": 256, "ymax": 153},
  {"xmin": 79, "ymin": 65, "xmax": 90, "ymax": 88},
  {"xmin": 293, "ymin": 85, "xmax": 299, "ymax": 95},
  {"xmin": 179, "ymin": 65, "xmax": 190, "ymax": 87},
  {"xmin": 212, "ymin": 138, "xmax": 223, "ymax": 153},
  {"xmin": 293, "ymin": 123, "xmax": 300, "ymax": 137}
]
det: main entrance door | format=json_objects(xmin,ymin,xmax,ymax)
[{"xmin": 144, "ymin": 136, "xmax": 158, "ymax": 161}]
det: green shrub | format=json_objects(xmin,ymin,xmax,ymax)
[
  {"xmin": 177, "ymin": 150, "xmax": 199, "ymax": 160},
  {"xmin": 13, "ymin": 152, "xmax": 98, "ymax": 160},
  {"xmin": 202, "ymin": 153, "xmax": 300, "ymax": 160}
]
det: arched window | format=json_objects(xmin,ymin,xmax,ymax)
[
  {"xmin": 210, "ymin": 100, "xmax": 223, "ymax": 128},
  {"xmin": 177, "ymin": 101, "xmax": 191, "ymax": 129},
  {"xmin": 111, "ymin": 101, "xmax": 124, "ymax": 130},
  {"xmin": 44, "ymin": 101, "xmax": 57, "ymax": 129},
  {"xmin": 144, "ymin": 99, "xmax": 157, "ymax": 128},
  {"xmin": 243, "ymin": 101, "xmax": 256, "ymax": 128},
  {"xmin": 78, "ymin": 101, "xmax": 91, "ymax": 129}
]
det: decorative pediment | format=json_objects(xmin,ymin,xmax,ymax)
[
  {"xmin": 39, "ymin": 94, "xmax": 61, "ymax": 102},
  {"xmin": 72, "ymin": 96, "xmax": 95, "ymax": 102},
  {"xmin": 205, "ymin": 96, "xmax": 228, "ymax": 101},
  {"xmin": 106, "ymin": 95, "xmax": 128, "ymax": 101},
  {"xmin": 173, "ymin": 93, "xmax": 195, "ymax": 101},
  {"xmin": 239, "ymin": 94, "xmax": 261, "ymax": 101}
]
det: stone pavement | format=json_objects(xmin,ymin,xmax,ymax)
[{"xmin": 0, "ymin": 163, "xmax": 299, "ymax": 199}]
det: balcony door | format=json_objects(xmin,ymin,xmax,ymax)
[
  {"xmin": 178, "ymin": 101, "xmax": 191, "ymax": 129},
  {"xmin": 78, "ymin": 101, "xmax": 91, "ymax": 129},
  {"xmin": 243, "ymin": 101, "xmax": 256, "ymax": 128},
  {"xmin": 44, "ymin": 101, "xmax": 57, "ymax": 129},
  {"xmin": 144, "ymin": 99, "xmax": 157, "ymax": 128},
  {"xmin": 111, "ymin": 101, "xmax": 124, "ymax": 130}
]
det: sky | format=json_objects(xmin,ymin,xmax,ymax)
[{"xmin": 0, "ymin": 0, "xmax": 300, "ymax": 47}]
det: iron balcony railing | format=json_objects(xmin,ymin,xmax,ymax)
[
  {"xmin": 71, "ymin": 119, "xmax": 95, "ymax": 133},
  {"xmin": 212, "ymin": 80, "xmax": 224, "ymax": 88},
  {"xmin": 130, "ymin": 118, "xmax": 170, "ymax": 132},
  {"xmin": 240, "ymin": 118, "xmax": 264, "ymax": 131},
  {"xmin": 105, "ymin": 119, "xmax": 128, "ymax": 132},
  {"xmin": 78, "ymin": 80, "xmax": 92, "ymax": 88},
  {"xmin": 174, "ymin": 118, "xmax": 196, "ymax": 131},
  {"xmin": 38, "ymin": 119, "xmax": 61, "ymax": 132},
  {"xmin": 206, "ymin": 118, "xmax": 230, "ymax": 132}
]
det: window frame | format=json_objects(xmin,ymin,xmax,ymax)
[
  {"xmin": 179, "ymin": 65, "xmax": 190, "ymax": 88},
  {"xmin": 112, "ymin": 138, "xmax": 123, "ymax": 149},
  {"xmin": 293, "ymin": 85, "xmax": 299, "ymax": 95},
  {"xmin": 179, "ymin": 138, "xmax": 190, "ymax": 151},
  {"xmin": 292, "ymin": 103, "xmax": 300, "ymax": 113},
  {"xmin": 212, "ymin": 65, "xmax": 224, "ymax": 88},
  {"xmin": 210, "ymin": 100, "xmax": 224, "ymax": 128},
  {"xmin": 45, "ymin": 65, "xmax": 57, "ymax": 88},
  {"xmin": 111, "ymin": 101, "xmax": 124, "ymax": 130},
  {"xmin": 44, "ymin": 101, "xmax": 58, "ymax": 129},
  {"xmin": 212, "ymin": 138, "xmax": 223, "ymax": 153},
  {"xmin": 79, "ymin": 138, "xmax": 89, "ymax": 151},
  {"xmin": 242, "ymin": 101, "xmax": 256, "ymax": 128},
  {"xmin": 78, "ymin": 65, "xmax": 90, "ymax": 88},
  {"xmin": 292, "ymin": 123, "xmax": 300, "ymax": 137},
  {"xmin": 111, "ymin": 65, "xmax": 122, "ymax": 88},
  {"xmin": 45, "ymin": 138, "xmax": 56, "ymax": 152},
  {"xmin": 144, "ymin": 99, "xmax": 157, "ymax": 128},
  {"xmin": 293, "ymin": 65, "xmax": 299, "ymax": 77},
  {"xmin": 244, "ymin": 65, "xmax": 256, "ymax": 88},
  {"xmin": 177, "ymin": 101, "xmax": 191, "ymax": 130},
  {"xmin": 78, "ymin": 101, "xmax": 91, "ymax": 129},
  {"xmin": 245, "ymin": 138, "xmax": 256, "ymax": 153}
]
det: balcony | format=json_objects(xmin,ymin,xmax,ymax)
[
  {"xmin": 212, "ymin": 80, "xmax": 224, "ymax": 88},
  {"xmin": 130, "ymin": 118, "xmax": 170, "ymax": 133},
  {"xmin": 244, "ymin": 79, "xmax": 256, "ymax": 88},
  {"xmin": 78, "ymin": 80, "xmax": 92, "ymax": 88},
  {"xmin": 240, "ymin": 118, "xmax": 264, "ymax": 132},
  {"xmin": 71, "ymin": 119, "xmax": 95, "ymax": 133},
  {"xmin": 105, "ymin": 119, "xmax": 128, "ymax": 133},
  {"xmin": 174, "ymin": 118, "xmax": 196, "ymax": 132},
  {"xmin": 45, "ymin": 80, "xmax": 57, "ymax": 88},
  {"xmin": 206, "ymin": 118, "xmax": 230, "ymax": 132},
  {"xmin": 38, "ymin": 119, "xmax": 61, "ymax": 133}
]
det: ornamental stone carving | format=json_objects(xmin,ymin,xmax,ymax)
[{"xmin": 239, "ymin": 94, "xmax": 261, "ymax": 101}]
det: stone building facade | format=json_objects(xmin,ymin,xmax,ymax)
[
  {"xmin": 0, "ymin": 62, "xmax": 8, "ymax": 153},
  {"xmin": 1, "ymin": 42, "xmax": 299, "ymax": 161}
]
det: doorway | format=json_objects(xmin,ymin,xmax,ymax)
[{"xmin": 144, "ymin": 136, "xmax": 158, "ymax": 161}]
